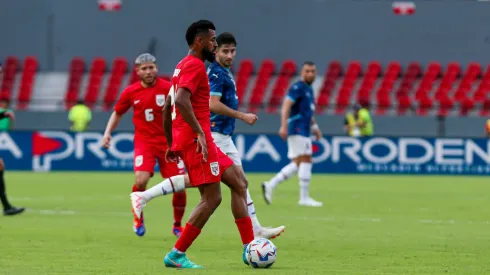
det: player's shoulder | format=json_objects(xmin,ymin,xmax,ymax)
[
  {"xmin": 180, "ymin": 55, "xmax": 204, "ymax": 69},
  {"xmin": 290, "ymin": 80, "xmax": 305, "ymax": 92},
  {"xmin": 122, "ymin": 81, "xmax": 141, "ymax": 94},
  {"xmin": 207, "ymin": 62, "xmax": 224, "ymax": 79}
]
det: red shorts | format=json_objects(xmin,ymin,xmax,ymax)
[
  {"xmin": 178, "ymin": 141, "xmax": 233, "ymax": 186},
  {"xmin": 133, "ymin": 140, "xmax": 185, "ymax": 178}
]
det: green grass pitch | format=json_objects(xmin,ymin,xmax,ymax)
[{"xmin": 1, "ymin": 172, "xmax": 490, "ymax": 274}]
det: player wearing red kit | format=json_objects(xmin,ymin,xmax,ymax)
[
  {"xmin": 160, "ymin": 20, "xmax": 254, "ymax": 269},
  {"xmin": 102, "ymin": 54, "xmax": 186, "ymax": 238}
]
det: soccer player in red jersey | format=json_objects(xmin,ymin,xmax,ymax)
[
  {"xmin": 102, "ymin": 53, "xmax": 187, "ymax": 238},
  {"xmin": 161, "ymin": 20, "xmax": 254, "ymax": 268}
]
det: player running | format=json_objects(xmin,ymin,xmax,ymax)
[
  {"xmin": 208, "ymin": 32, "xmax": 285, "ymax": 239},
  {"xmin": 102, "ymin": 54, "xmax": 187, "ymax": 238},
  {"xmin": 262, "ymin": 61, "xmax": 323, "ymax": 207},
  {"xmin": 132, "ymin": 20, "xmax": 254, "ymax": 269}
]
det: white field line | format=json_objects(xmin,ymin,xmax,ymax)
[{"xmin": 21, "ymin": 208, "xmax": 490, "ymax": 225}]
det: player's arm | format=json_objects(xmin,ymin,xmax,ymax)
[
  {"xmin": 210, "ymin": 96, "xmax": 258, "ymax": 125},
  {"xmin": 103, "ymin": 90, "xmax": 130, "ymax": 148},
  {"xmin": 175, "ymin": 88, "xmax": 208, "ymax": 161},
  {"xmin": 162, "ymin": 96, "xmax": 173, "ymax": 147},
  {"xmin": 279, "ymin": 98, "xmax": 294, "ymax": 140},
  {"xmin": 310, "ymin": 116, "xmax": 322, "ymax": 140},
  {"xmin": 102, "ymin": 112, "xmax": 123, "ymax": 148}
]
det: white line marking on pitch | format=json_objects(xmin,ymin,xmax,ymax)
[{"xmin": 24, "ymin": 209, "xmax": 490, "ymax": 226}]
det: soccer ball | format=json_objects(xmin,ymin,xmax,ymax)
[{"xmin": 246, "ymin": 238, "xmax": 277, "ymax": 268}]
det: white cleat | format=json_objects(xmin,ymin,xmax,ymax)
[
  {"xmin": 130, "ymin": 192, "xmax": 147, "ymax": 220},
  {"xmin": 255, "ymin": 226, "xmax": 286, "ymax": 239},
  {"xmin": 298, "ymin": 197, "xmax": 323, "ymax": 207},
  {"xmin": 261, "ymin": 182, "xmax": 273, "ymax": 205}
]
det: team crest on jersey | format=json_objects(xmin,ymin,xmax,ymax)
[
  {"xmin": 156, "ymin": 95, "xmax": 165, "ymax": 107},
  {"xmin": 210, "ymin": 162, "xmax": 219, "ymax": 176}
]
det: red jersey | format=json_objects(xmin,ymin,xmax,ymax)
[
  {"xmin": 170, "ymin": 55, "xmax": 213, "ymax": 151},
  {"xmin": 114, "ymin": 77, "xmax": 170, "ymax": 147}
]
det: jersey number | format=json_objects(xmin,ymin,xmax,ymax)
[
  {"xmin": 168, "ymin": 85, "xmax": 177, "ymax": 121},
  {"xmin": 144, "ymin": 109, "xmax": 154, "ymax": 122}
]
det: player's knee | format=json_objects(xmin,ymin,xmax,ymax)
[
  {"xmin": 135, "ymin": 174, "xmax": 150, "ymax": 189},
  {"xmin": 207, "ymin": 193, "xmax": 222, "ymax": 210}
]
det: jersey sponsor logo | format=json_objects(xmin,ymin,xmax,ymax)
[
  {"xmin": 211, "ymin": 73, "xmax": 218, "ymax": 78},
  {"xmin": 156, "ymin": 95, "xmax": 165, "ymax": 107},
  {"xmin": 210, "ymin": 161, "xmax": 219, "ymax": 176}
]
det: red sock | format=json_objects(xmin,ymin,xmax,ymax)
[
  {"xmin": 132, "ymin": 184, "xmax": 145, "ymax": 192},
  {"xmin": 174, "ymin": 222, "xmax": 201, "ymax": 253},
  {"xmin": 235, "ymin": 216, "xmax": 254, "ymax": 245},
  {"xmin": 172, "ymin": 191, "xmax": 186, "ymax": 227}
]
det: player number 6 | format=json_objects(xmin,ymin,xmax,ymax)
[{"xmin": 144, "ymin": 109, "xmax": 154, "ymax": 122}]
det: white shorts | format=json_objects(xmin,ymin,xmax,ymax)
[
  {"xmin": 212, "ymin": 132, "xmax": 241, "ymax": 166},
  {"xmin": 287, "ymin": 135, "xmax": 313, "ymax": 159}
]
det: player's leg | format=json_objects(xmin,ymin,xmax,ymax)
[
  {"xmin": 261, "ymin": 136, "xmax": 300, "ymax": 204},
  {"xmin": 0, "ymin": 158, "xmax": 24, "ymax": 216},
  {"xmin": 131, "ymin": 145, "xmax": 156, "ymax": 236},
  {"xmin": 218, "ymin": 149, "xmax": 256, "ymax": 265},
  {"xmin": 158, "ymin": 156, "xmax": 187, "ymax": 238},
  {"xmin": 213, "ymin": 133, "xmax": 264, "ymax": 234},
  {"xmin": 296, "ymin": 138, "xmax": 322, "ymax": 207},
  {"xmin": 227, "ymin": 150, "xmax": 285, "ymax": 239},
  {"xmin": 164, "ymin": 183, "xmax": 222, "ymax": 268},
  {"xmin": 130, "ymin": 174, "xmax": 192, "ymax": 236}
]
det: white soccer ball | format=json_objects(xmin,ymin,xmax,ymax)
[{"xmin": 246, "ymin": 238, "xmax": 277, "ymax": 268}]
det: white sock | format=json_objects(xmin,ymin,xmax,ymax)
[
  {"xmin": 268, "ymin": 162, "xmax": 298, "ymax": 189},
  {"xmin": 140, "ymin": 175, "xmax": 185, "ymax": 202},
  {"xmin": 298, "ymin": 162, "xmax": 312, "ymax": 201},
  {"xmin": 246, "ymin": 188, "xmax": 261, "ymax": 232}
]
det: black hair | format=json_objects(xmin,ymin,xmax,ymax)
[
  {"xmin": 217, "ymin": 32, "xmax": 237, "ymax": 47},
  {"xmin": 185, "ymin": 20, "xmax": 216, "ymax": 46},
  {"xmin": 303, "ymin": 61, "xmax": 315, "ymax": 67}
]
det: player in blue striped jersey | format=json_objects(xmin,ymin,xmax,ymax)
[{"xmin": 208, "ymin": 32, "xmax": 285, "ymax": 239}]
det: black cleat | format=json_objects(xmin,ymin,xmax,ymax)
[{"xmin": 3, "ymin": 207, "xmax": 25, "ymax": 216}]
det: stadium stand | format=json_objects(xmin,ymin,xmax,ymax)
[{"xmin": 3, "ymin": 56, "xmax": 490, "ymax": 116}]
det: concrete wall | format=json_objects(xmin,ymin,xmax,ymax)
[
  {"xmin": 1, "ymin": 0, "xmax": 490, "ymax": 72},
  {"xmin": 10, "ymin": 111, "xmax": 488, "ymax": 138}
]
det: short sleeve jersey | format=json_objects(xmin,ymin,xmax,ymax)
[
  {"xmin": 170, "ymin": 55, "xmax": 212, "ymax": 151},
  {"xmin": 208, "ymin": 61, "xmax": 238, "ymax": 136},
  {"xmin": 286, "ymin": 81, "xmax": 315, "ymax": 137},
  {"xmin": 114, "ymin": 77, "xmax": 170, "ymax": 147}
]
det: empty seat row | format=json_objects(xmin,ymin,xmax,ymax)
[{"xmin": 3, "ymin": 56, "xmax": 490, "ymax": 116}]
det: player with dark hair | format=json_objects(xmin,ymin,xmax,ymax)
[
  {"xmin": 132, "ymin": 20, "xmax": 254, "ymax": 269},
  {"xmin": 102, "ymin": 53, "xmax": 187, "ymax": 238},
  {"xmin": 208, "ymin": 32, "xmax": 285, "ymax": 239},
  {"xmin": 262, "ymin": 61, "xmax": 323, "ymax": 207}
]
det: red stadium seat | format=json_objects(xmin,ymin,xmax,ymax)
[
  {"xmin": 0, "ymin": 56, "xmax": 19, "ymax": 101},
  {"xmin": 248, "ymin": 59, "xmax": 275, "ymax": 112},
  {"xmin": 83, "ymin": 57, "xmax": 107, "ymax": 108},
  {"xmin": 267, "ymin": 60, "xmax": 297, "ymax": 112},
  {"xmin": 102, "ymin": 57, "xmax": 128, "ymax": 110},
  {"xmin": 235, "ymin": 59, "xmax": 254, "ymax": 106},
  {"xmin": 16, "ymin": 56, "xmax": 39, "ymax": 110},
  {"xmin": 64, "ymin": 57, "xmax": 86, "ymax": 109}
]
